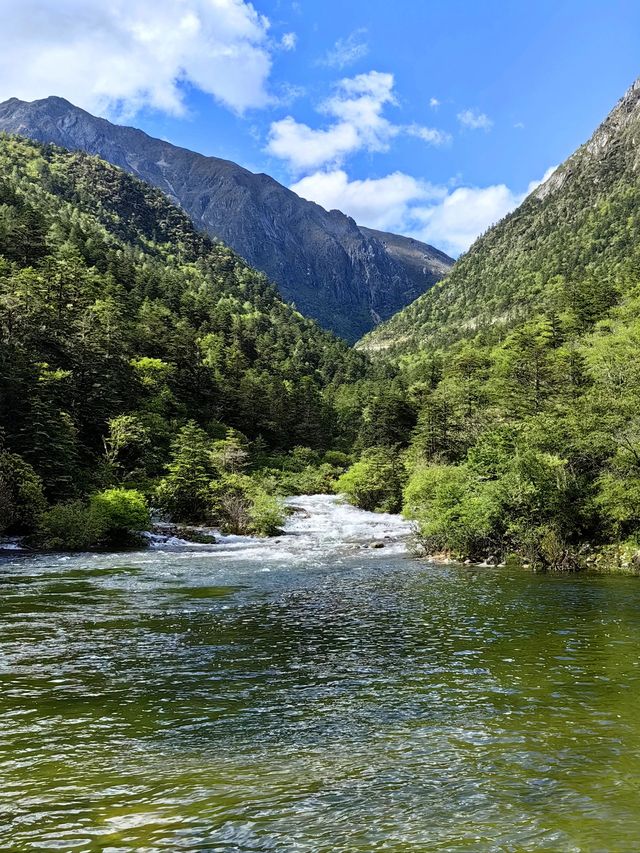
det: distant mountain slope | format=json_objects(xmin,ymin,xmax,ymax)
[
  {"xmin": 0, "ymin": 133, "xmax": 369, "ymax": 504},
  {"xmin": 0, "ymin": 96, "xmax": 453, "ymax": 341},
  {"xmin": 360, "ymin": 78, "xmax": 640, "ymax": 355},
  {"xmin": 358, "ymin": 226, "xmax": 453, "ymax": 318}
]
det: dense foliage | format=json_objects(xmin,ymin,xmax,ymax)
[
  {"xmin": 336, "ymin": 447, "xmax": 405, "ymax": 513},
  {"xmin": 39, "ymin": 488, "xmax": 150, "ymax": 550},
  {"xmin": 384, "ymin": 304, "xmax": 640, "ymax": 567},
  {"xmin": 0, "ymin": 134, "xmax": 377, "ymax": 546},
  {"xmin": 338, "ymin": 82, "xmax": 640, "ymax": 568}
]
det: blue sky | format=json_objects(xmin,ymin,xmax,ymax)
[{"xmin": 3, "ymin": 0, "xmax": 640, "ymax": 254}]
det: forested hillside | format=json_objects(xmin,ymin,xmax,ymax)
[
  {"xmin": 0, "ymin": 96, "xmax": 454, "ymax": 342},
  {"xmin": 333, "ymin": 78, "xmax": 640, "ymax": 570},
  {"xmin": 360, "ymin": 79, "xmax": 640, "ymax": 357},
  {"xmin": 6, "ymin": 71, "xmax": 640, "ymax": 572},
  {"xmin": 0, "ymin": 134, "xmax": 388, "ymax": 546}
]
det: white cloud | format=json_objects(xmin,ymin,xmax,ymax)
[
  {"xmin": 324, "ymin": 71, "xmax": 396, "ymax": 130},
  {"xmin": 413, "ymin": 184, "xmax": 519, "ymax": 254},
  {"xmin": 267, "ymin": 71, "xmax": 397, "ymax": 170},
  {"xmin": 291, "ymin": 169, "xmax": 445, "ymax": 231},
  {"xmin": 267, "ymin": 71, "xmax": 449, "ymax": 171},
  {"xmin": 267, "ymin": 117, "xmax": 362, "ymax": 170},
  {"xmin": 429, "ymin": 97, "xmax": 440, "ymax": 108},
  {"xmin": 406, "ymin": 124, "xmax": 451, "ymax": 146},
  {"xmin": 290, "ymin": 166, "xmax": 556, "ymax": 256},
  {"xmin": 320, "ymin": 29, "xmax": 369, "ymax": 69},
  {"xmin": 457, "ymin": 109, "xmax": 493, "ymax": 131},
  {"xmin": 0, "ymin": 0, "xmax": 274, "ymax": 116},
  {"xmin": 414, "ymin": 166, "xmax": 557, "ymax": 254},
  {"xmin": 281, "ymin": 32, "xmax": 297, "ymax": 50}
]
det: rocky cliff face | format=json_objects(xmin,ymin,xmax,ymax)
[
  {"xmin": 0, "ymin": 96, "xmax": 453, "ymax": 341},
  {"xmin": 532, "ymin": 77, "xmax": 640, "ymax": 203},
  {"xmin": 359, "ymin": 226, "xmax": 453, "ymax": 311}
]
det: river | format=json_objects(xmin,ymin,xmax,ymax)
[{"xmin": 2, "ymin": 495, "xmax": 640, "ymax": 851}]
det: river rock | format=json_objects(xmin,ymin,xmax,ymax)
[{"xmin": 287, "ymin": 505, "xmax": 312, "ymax": 518}]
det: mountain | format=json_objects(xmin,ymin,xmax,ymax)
[
  {"xmin": 0, "ymin": 133, "xmax": 370, "ymax": 523},
  {"xmin": 358, "ymin": 226, "xmax": 453, "ymax": 315},
  {"xmin": 360, "ymin": 78, "xmax": 640, "ymax": 356},
  {"xmin": 340, "ymin": 76, "xmax": 640, "ymax": 568},
  {"xmin": 0, "ymin": 96, "xmax": 453, "ymax": 342}
]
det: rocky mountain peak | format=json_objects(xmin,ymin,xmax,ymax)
[
  {"xmin": 533, "ymin": 76, "xmax": 640, "ymax": 203},
  {"xmin": 0, "ymin": 95, "xmax": 453, "ymax": 341}
]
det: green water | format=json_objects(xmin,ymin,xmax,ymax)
[{"xmin": 2, "ymin": 496, "xmax": 640, "ymax": 851}]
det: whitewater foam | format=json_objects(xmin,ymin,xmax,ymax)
[{"xmin": 145, "ymin": 494, "xmax": 413, "ymax": 565}]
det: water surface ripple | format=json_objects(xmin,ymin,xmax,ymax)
[{"xmin": 2, "ymin": 495, "xmax": 640, "ymax": 851}]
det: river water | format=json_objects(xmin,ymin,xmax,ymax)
[{"xmin": 2, "ymin": 495, "xmax": 640, "ymax": 851}]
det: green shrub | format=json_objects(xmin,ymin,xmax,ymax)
[
  {"xmin": 89, "ymin": 488, "xmax": 150, "ymax": 538},
  {"xmin": 595, "ymin": 471, "xmax": 640, "ymax": 537},
  {"xmin": 403, "ymin": 464, "xmax": 503, "ymax": 557},
  {"xmin": 208, "ymin": 474, "xmax": 252, "ymax": 534},
  {"xmin": 252, "ymin": 454, "xmax": 347, "ymax": 497},
  {"xmin": 281, "ymin": 462, "xmax": 340, "ymax": 495},
  {"xmin": 282, "ymin": 446, "xmax": 321, "ymax": 471},
  {"xmin": 403, "ymin": 447, "xmax": 575, "ymax": 562},
  {"xmin": 249, "ymin": 490, "xmax": 285, "ymax": 536},
  {"xmin": 250, "ymin": 468, "xmax": 283, "ymax": 496},
  {"xmin": 38, "ymin": 488, "xmax": 149, "ymax": 550},
  {"xmin": 336, "ymin": 447, "xmax": 405, "ymax": 513},
  {"xmin": 322, "ymin": 450, "xmax": 351, "ymax": 468},
  {"xmin": 38, "ymin": 500, "xmax": 106, "ymax": 550},
  {"xmin": 0, "ymin": 452, "xmax": 46, "ymax": 534},
  {"xmin": 208, "ymin": 474, "xmax": 284, "ymax": 536}
]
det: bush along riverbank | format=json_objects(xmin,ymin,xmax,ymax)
[
  {"xmin": 0, "ymin": 426, "xmax": 355, "ymax": 552},
  {"xmin": 335, "ymin": 444, "xmax": 640, "ymax": 575}
]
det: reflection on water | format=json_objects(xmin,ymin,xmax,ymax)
[{"xmin": 2, "ymin": 496, "xmax": 640, "ymax": 851}]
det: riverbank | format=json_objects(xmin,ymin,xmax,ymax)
[
  {"xmin": 4, "ymin": 494, "xmax": 640, "ymax": 850},
  {"xmin": 416, "ymin": 544, "xmax": 640, "ymax": 575},
  {"xmin": 4, "ymin": 495, "xmax": 640, "ymax": 576}
]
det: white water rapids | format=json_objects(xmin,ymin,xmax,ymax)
[
  {"xmin": 4, "ymin": 494, "xmax": 640, "ymax": 851},
  {"xmin": 0, "ymin": 495, "xmax": 415, "ymax": 582},
  {"xmin": 146, "ymin": 494, "xmax": 414, "ymax": 566}
]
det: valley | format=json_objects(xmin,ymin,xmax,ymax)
[
  {"xmin": 2, "ymin": 5, "xmax": 640, "ymax": 849},
  {"xmin": 0, "ymin": 96, "xmax": 453, "ymax": 342}
]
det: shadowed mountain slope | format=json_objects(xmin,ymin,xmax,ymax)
[{"xmin": 0, "ymin": 96, "xmax": 453, "ymax": 342}]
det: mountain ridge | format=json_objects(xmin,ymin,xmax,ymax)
[
  {"xmin": 344, "ymin": 75, "xmax": 640, "ymax": 568},
  {"xmin": 0, "ymin": 95, "xmax": 453, "ymax": 342},
  {"xmin": 359, "ymin": 75, "xmax": 640, "ymax": 355},
  {"xmin": 0, "ymin": 132, "xmax": 370, "ymax": 505}
]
